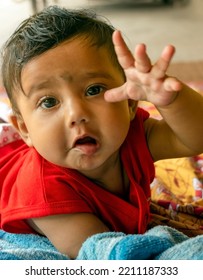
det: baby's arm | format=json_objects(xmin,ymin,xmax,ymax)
[
  {"xmin": 28, "ymin": 213, "xmax": 109, "ymax": 259},
  {"xmin": 145, "ymin": 83, "xmax": 203, "ymax": 160},
  {"xmin": 105, "ymin": 30, "xmax": 203, "ymax": 160}
]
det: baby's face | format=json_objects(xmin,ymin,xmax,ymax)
[{"xmin": 13, "ymin": 37, "xmax": 135, "ymax": 176}]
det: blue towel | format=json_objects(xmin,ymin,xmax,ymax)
[
  {"xmin": 0, "ymin": 230, "xmax": 69, "ymax": 260},
  {"xmin": 0, "ymin": 226, "xmax": 203, "ymax": 260},
  {"xmin": 76, "ymin": 226, "xmax": 189, "ymax": 260}
]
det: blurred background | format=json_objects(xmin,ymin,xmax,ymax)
[{"xmin": 0, "ymin": 0, "xmax": 203, "ymax": 81}]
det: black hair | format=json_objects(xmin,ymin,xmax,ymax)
[{"xmin": 1, "ymin": 5, "xmax": 124, "ymax": 111}]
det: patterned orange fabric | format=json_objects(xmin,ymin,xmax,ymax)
[{"xmin": 140, "ymin": 83, "xmax": 203, "ymax": 236}]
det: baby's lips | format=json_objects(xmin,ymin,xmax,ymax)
[{"xmin": 74, "ymin": 136, "xmax": 100, "ymax": 156}]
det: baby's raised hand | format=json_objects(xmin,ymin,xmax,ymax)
[{"xmin": 105, "ymin": 30, "xmax": 182, "ymax": 107}]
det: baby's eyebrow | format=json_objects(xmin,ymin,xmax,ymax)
[
  {"xmin": 84, "ymin": 72, "xmax": 114, "ymax": 80},
  {"xmin": 25, "ymin": 71, "xmax": 116, "ymax": 97},
  {"xmin": 60, "ymin": 71, "xmax": 114, "ymax": 81},
  {"xmin": 26, "ymin": 80, "xmax": 51, "ymax": 97}
]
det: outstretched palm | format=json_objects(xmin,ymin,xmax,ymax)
[{"xmin": 105, "ymin": 30, "xmax": 182, "ymax": 108}]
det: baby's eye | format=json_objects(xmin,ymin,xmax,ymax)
[
  {"xmin": 39, "ymin": 97, "xmax": 59, "ymax": 109},
  {"xmin": 85, "ymin": 85, "xmax": 105, "ymax": 97}
]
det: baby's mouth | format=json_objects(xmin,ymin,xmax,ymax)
[
  {"xmin": 75, "ymin": 136, "xmax": 97, "ymax": 146},
  {"xmin": 73, "ymin": 136, "xmax": 99, "ymax": 155}
]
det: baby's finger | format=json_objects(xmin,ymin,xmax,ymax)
[
  {"xmin": 164, "ymin": 77, "xmax": 182, "ymax": 92},
  {"xmin": 134, "ymin": 44, "xmax": 151, "ymax": 73},
  {"xmin": 151, "ymin": 45, "xmax": 175, "ymax": 78},
  {"xmin": 112, "ymin": 30, "xmax": 135, "ymax": 69},
  {"xmin": 104, "ymin": 85, "xmax": 127, "ymax": 102}
]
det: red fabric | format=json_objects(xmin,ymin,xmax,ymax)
[{"xmin": 0, "ymin": 108, "xmax": 154, "ymax": 234}]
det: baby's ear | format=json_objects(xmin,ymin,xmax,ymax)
[
  {"xmin": 9, "ymin": 114, "xmax": 33, "ymax": 147},
  {"xmin": 128, "ymin": 100, "xmax": 137, "ymax": 120}
]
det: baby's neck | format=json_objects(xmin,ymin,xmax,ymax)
[{"xmin": 83, "ymin": 153, "xmax": 129, "ymax": 198}]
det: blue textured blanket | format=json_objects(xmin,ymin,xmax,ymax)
[{"xmin": 0, "ymin": 226, "xmax": 203, "ymax": 260}]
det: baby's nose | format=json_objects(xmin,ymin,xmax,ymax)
[{"xmin": 67, "ymin": 97, "xmax": 89, "ymax": 127}]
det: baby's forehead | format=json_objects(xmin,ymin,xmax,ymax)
[{"xmin": 30, "ymin": 35, "xmax": 115, "ymax": 69}]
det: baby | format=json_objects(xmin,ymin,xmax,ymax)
[{"xmin": 0, "ymin": 6, "xmax": 202, "ymax": 259}]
